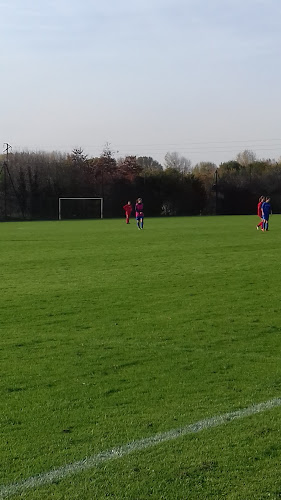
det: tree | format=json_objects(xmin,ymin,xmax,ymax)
[
  {"xmin": 164, "ymin": 151, "xmax": 191, "ymax": 173},
  {"xmin": 137, "ymin": 156, "xmax": 163, "ymax": 171},
  {"xmin": 71, "ymin": 148, "xmax": 88, "ymax": 165},
  {"xmin": 219, "ymin": 160, "xmax": 241, "ymax": 174},
  {"xmin": 192, "ymin": 162, "xmax": 217, "ymax": 214},
  {"xmin": 236, "ymin": 150, "xmax": 257, "ymax": 167},
  {"xmin": 17, "ymin": 167, "xmax": 28, "ymax": 216},
  {"xmin": 193, "ymin": 162, "xmax": 217, "ymax": 176},
  {"xmin": 95, "ymin": 144, "xmax": 117, "ymax": 202},
  {"xmin": 247, "ymin": 160, "xmax": 273, "ymax": 176},
  {"xmin": 117, "ymin": 156, "xmax": 142, "ymax": 180},
  {"xmin": 133, "ymin": 168, "xmax": 206, "ymax": 216},
  {"xmin": 2, "ymin": 145, "xmax": 281, "ymax": 219}
]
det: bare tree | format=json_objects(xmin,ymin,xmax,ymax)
[
  {"xmin": 164, "ymin": 151, "xmax": 192, "ymax": 173},
  {"xmin": 236, "ymin": 150, "xmax": 257, "ymax": 167}
]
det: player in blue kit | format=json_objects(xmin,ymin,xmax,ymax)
[{"xmin": 261, "ymin": 197, "xmax": 271, "ymax": 231}]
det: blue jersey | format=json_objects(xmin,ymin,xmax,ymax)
[{"xmin": 262, "ymin": 201, "xmax": 271, "ymax": 218}]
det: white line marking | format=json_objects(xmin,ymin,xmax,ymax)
[{"xmin": 1, "ymin": 396, "xmax": 281, "ymax": 498}]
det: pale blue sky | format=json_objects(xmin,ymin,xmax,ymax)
[{"xmin": 1, "ymin": 0, "xmax": 281, "ymax": 165}]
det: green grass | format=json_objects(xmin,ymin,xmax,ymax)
[{"xmin": 1, "ymin": 215, "xmax": 281, "ymax": 499}]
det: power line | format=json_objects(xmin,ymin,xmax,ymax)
[
  {"xmin": 10, "ymin": 137, "xmax": 281, "ymax": 150},
  {"xmin": 91, "ymin": 138, "xmax": 281, "ymax": 148},
  {"xmin": 114, "ymin": 146, "xmax": 281, "ymax": 153},
  {"xmin": 7, "ymin": 140, "xmax": 281, "ymax": 159}
]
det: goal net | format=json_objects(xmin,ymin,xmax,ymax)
[{"xmin": 58, "ymin": 198, "xmax": 103, "ymax": 220}]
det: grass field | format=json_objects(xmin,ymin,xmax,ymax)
[{"xmin": 1, "ymin": 215, "xmax": 281, "ymax": 499}]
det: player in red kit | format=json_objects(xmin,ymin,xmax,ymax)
[
  {"xmin": 123, "ymin": 201, "xmax": 132, "ymax": 224},
  {"xmin": 256, "ymin": 196, "xmax": 265, "ymax": 230}
]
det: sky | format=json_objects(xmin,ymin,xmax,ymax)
[{"xmin": 1, "ymin": 0, "xmax": 281, "ymax": 166}]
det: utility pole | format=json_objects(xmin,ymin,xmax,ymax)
[
  {"xmin": 3, "ymin": 143, "xmax": 12, "ymax": 220},
  {"xmin": 2, "ymin": 144, "xmax": 24, "ymax": 220}
]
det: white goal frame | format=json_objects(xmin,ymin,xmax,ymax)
[{"xmin": 58, "ymin": 197, "xmax": 103, "ymax": 220}]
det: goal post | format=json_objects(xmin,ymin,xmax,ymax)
[{"xmin": 58, "ymin": 198, "xmax": 103, "ymax": 220}]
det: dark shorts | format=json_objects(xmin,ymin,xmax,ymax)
[
  {"xmin": 136, "ymin": 213, "xmax": 144, "ymax": 220},
  {"xmin": 263, "ymin": 213, "xmax": 270, "ymax": 221}
]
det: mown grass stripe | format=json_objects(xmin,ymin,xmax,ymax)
[{"xmin": 1, "ymin": 396, "xmax": 281, "ymax": 498}]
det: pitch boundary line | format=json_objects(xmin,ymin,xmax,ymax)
[{"xmin": 1, "ymin": 396, "xmax": 281, "ymax": 498}]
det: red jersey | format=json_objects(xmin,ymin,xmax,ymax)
[
  {"xmin": 135, "ymin": 203, "xmax": 144, "ymax": 216},
  {"xmin": 257, "ymin": 201, "xmax": 263, "ymax": 217},
  {"xmin": 123, "ymin": 204, "xmax": 132, "ymax": 214}
]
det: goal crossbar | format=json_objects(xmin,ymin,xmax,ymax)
[{"xmin": 58, "ymin": 197, "xmax": 103, "ymax": 220}]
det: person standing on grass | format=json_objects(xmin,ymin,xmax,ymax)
[
  {"xmin": 123, "ymin": 201, "xmax": 132, "ymax": 224},
  {"xmin": 261, "ymin": 197, "xmax": 272, "ymax": 232},
  {"xmin": 256, "ymin": 196, "xmax": 265, "ymax": 230},
  {"xmin": 135, "ymin": 198, "xmax": 144, "ymax": 230}
]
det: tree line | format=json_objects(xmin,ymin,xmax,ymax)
[{"xmin": 0, "ymin": 146, "xmax": 280, "ymax": 220}]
